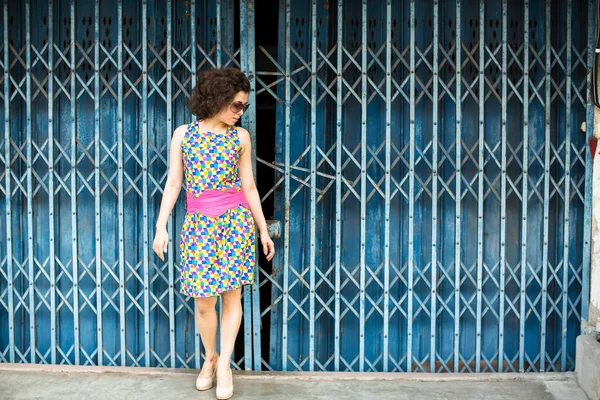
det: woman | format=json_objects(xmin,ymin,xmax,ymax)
[{"xmin": 152, "ymin": 67, "xmax": 274, "ymax": 400}]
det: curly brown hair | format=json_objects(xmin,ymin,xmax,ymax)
[{"xmin": 188, "ymin": 67, "xmax": 250, "ymax": 119}]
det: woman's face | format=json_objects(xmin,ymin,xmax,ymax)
[{"xmin": 216, "ymin": 91, "xmax": 249, "ymax": 126}]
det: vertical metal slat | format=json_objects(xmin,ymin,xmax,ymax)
[
  {"xmin": 142, "ymin": 0, "xmax": 150, "ymax": 368},
  {"xmin": 93, "ymin": 0, "xmax": 103, "ymax": 367},
  {"xmin": 560, "ymin": 0, "xmax": 572, "ymax": 372},
  {"xmin": 476, "ymin": 0, "xmax": 485, "ymax": 373},
  {"xmin": 498, "ymin": 0, "xmax": 507, "ymax": 372},
  {"xmin": 216, "ymin": 0, "xmax": 221, "ymax": 68},
  {"xmin": 334, "ymin": 0, "xmax": 342, "ymax": 373},
  {"xmin": 430, "ymin": 0, "xmax": 439, "ymax": 373},
  {"xmin": 117, "ymin": 0, "xmax": 126, "ymax": 366},
  {"xmin": 309, "ymin": 0, "xmax": 317, "ymax": 372},
  {"xmin": 25, "ymin": 0, "xmax": 35, "ymax": 364},
  {"xmin": 281, "ymin": 0, "xmax": 291, "ymax": 372},
  {"xmin": 382, "ymin": 0, "xmax": 391, "ymax": 373},
  {"xmin": 540, "ymin": 0, "xmax": 551, "ymax": 372},
  {"xmin": 519, "ymin": 0, "xmax": 529, "ymax": 373},
  {"xmin": 582, "ymin": 0, "xmax": 597, "ymax": 327},
  {"xmin": 47, "ymin": 0, "xmax": 57, "ymax": 365},
  {"xmin": 407, "ymin": 0, "xmax": 415, "ymax": 373},
  {"xmin": 166, "ymin": 0, "xmax": 176, "ymax": 369},
  {"xmin": 69, "ymin": 0, "xmax": 80, "ymax": 365},
  {"xmin": 358, "ymin": 0, "xmax": 367, "ymax": 372},
  {"xmin": 3, "ymin": 0, "xmax": 14, "ymax": 364},
  {"xmin": 453, "ymin": 0, "xmax": 462, "ymax": 374}
]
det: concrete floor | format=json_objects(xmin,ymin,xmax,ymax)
[{"xmin": 0, "ymin": 365, "xmax": 592, "ymax": 400}]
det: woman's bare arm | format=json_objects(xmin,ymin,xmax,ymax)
[
  {"xmin": 237, "ymin": 127, "xmax": 275, "ymax": 261},
  {"xmin": 153, "ymin": 125, "xmax": 186, "ymax": 261}
]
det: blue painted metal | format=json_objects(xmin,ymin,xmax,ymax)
[
  {"xmin": 498, "ymin": 0, "xmax": 507, "ymax": 372},
  {"xmin": 3, "ymin": 0, "xmax": 14, "ymax": 365},
  {"xmin": 382, "ymin": 0, "xmax": 391, "ymax": 374},
  {"xmin": 281, "ymin": 0, "xmax": 290, "ymax": 371},
  {"xmin": 454, "ymin": 0, "xmax": 461, "ymax": 374},
  {"xmin": 334, "ymin": 0, "xmax": 343, "ymax": 373},
  {"xmin": 476, "ymin": 0, "xmax": 484, "ymax": 373},
  {"xmin": 93, "ymin": 0, "xmax": 102, "ymax": 366},
  {"xmin": 69, "ymin": 0, "xmax": 79, "ymax": 366},
  {"xmin": 582, "ymin": 0, "xmax": 597, "ymax": 328},
  {"xmin": 431, "ymin": 0, "xmax": 439, "ymax": 373},
  {"xmin": 141, "ymin": 0, "xmax": 150, "ymax": 369},
  {"xmin": 0, "ymin": 0, "xmax": 244, "ymax": 370},
  {"xmin": 216, "ymin": 0, "xmax": 221, "ymax": 68},
  {"xmin": 561, "ymin": 0, "xmax": 572, "ymax": 372},
  {"xmin": 165, "ymin": 0, "xmax": 175, "ymax": 369},
  {"xmin": 309, "ymin": 0, "xmax": 317, "ymax": 373},
  {"xmin": 407, "ymin": 0, "xmax": 415, "ymax": 372},
  {"xmin": 116, "ymin": 0, "xmax": 125, "ymax": 367},
  {"xmin": 540, "ymin": 0, "xmax": 551, "ymax": 372},
  {"xmin": 25, "ymin": 0, "xmax": 35, "ymax": 365},
  {"xmin": 358, "ymin": 0, "xmax": 367, "ymax": 373},
  {"xmin": 0, "ymin": 0, "xmax": 596, "ymax": 374},
  {"xmin": 519, "ymin": 0, "xmax": 529, "ymax": 373},
  {"xmin": 48, "ymin": 0, "xmax": 57, "ymax": 366}
]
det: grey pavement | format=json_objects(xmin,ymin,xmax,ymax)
[{"xmin": 0, "ymin": 365, "xmax": 591, "ymax": 400}]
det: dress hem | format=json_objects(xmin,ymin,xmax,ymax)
[{"xmin": 179, "ymin": 279, "xmax": 254, "ymax": 298}]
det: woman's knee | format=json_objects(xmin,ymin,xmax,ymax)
[
  {"xmin": 195, "ymin": 297, "xmax": 217, "ymax": 315},
  {"xmin": 220, "ymin": 288, "xmax": 242, "ymax": 309}
]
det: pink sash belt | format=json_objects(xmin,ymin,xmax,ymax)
[{"xmin": 186, "ymin": 188, "xmax": 249, "ymax": 217}]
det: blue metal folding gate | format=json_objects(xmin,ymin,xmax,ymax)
[
  {"xmin": 0, "ymin": 0, "xmax": 597, "ymax": 373},
  {"xmin": 257, "ymin": 0, "xmax": 598, "ymax": 373}
]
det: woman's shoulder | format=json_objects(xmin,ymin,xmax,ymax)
[
  {"xmin": 233, "ymin": 126, "xmax": 251, "ymax": 149},
  {"xmin": 172, "ymin": 123, "xmax": 191, "ymax": 146},
  {"xmin": 175, "ymin": 123, "xmax": 191, "ymax": 136},
  {"xmin": 234, "ymin": 125, "xmax": 250, "ymax": 140}
]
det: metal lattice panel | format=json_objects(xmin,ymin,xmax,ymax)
[
  {"xmin": 253, "ymin": 0, "xmax": 596, "ymax": 373},
  {"xmin": 0, "ymin": 0, "xmax": 253, "ymax": 370}
]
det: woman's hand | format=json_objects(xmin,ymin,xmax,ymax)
[
  {"xmin": 260, "ymin": 230, "xmax": 275, "ymax": 262},
  {"xmin": 152, "ymin": 228, "xmax": 169, "ymax": 261}
]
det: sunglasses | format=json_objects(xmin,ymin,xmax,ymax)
[{"xmin": 229, "ymin": 101, "xmax": 250, "ymax": 114}]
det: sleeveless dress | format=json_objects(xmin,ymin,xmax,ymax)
[{"xmin": 179, "ymin": 121, "xmax": 255, "ymax": 298}]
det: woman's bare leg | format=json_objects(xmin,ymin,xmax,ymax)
[
  {"xmin": 195, "ymin": 296, "xmax": 219, "ymax": 377},
  {"xmin": 216, "ymin": 288, "xmax": 243, "ymax": 386}
]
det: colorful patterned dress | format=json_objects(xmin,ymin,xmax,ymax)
[{"xmin": 179, "ymin": 121, "xmax": 255, "ymax": 298}]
